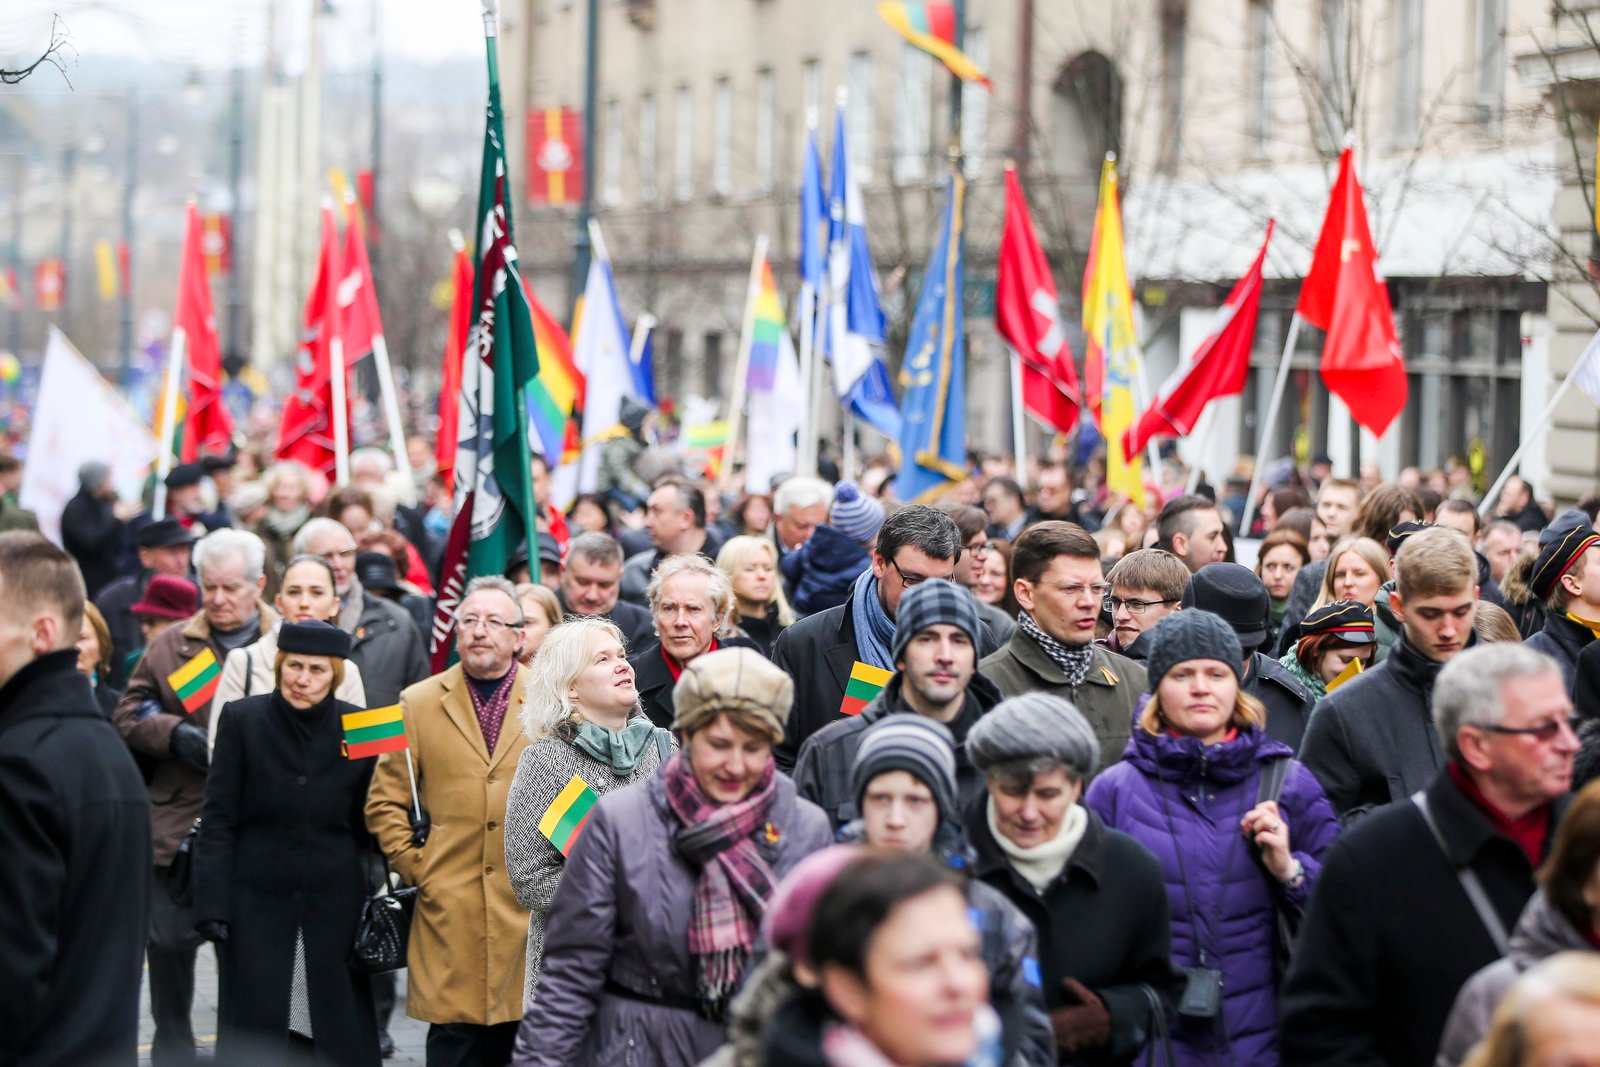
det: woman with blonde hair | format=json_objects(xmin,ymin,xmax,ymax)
[
  {"xmin": 514, "ymin": 582, "xmax": 562, "ymax": 666},
  {"xmin": 716, "ymin": 535, "xmax": 794, "ymax": 657},
  {"xmin": 1461, "ymin": 952, "xmax": 1600, "ymax": 1067},
  {"xmin": 1313, "ymin": 536, "xmax": 1396, "ymax": 658},
  {"xmin": 503, "ymin": 618, "xmax": 674, "ymax": 1005}
]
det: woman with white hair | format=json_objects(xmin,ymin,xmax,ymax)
[{"xmin": 503, "ymin": 618, "xmax": 676, "ymax": 1005}]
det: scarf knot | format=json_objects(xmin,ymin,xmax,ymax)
[
  {"xmin": 1018, "ymin": 611, "xmax": 1094, "ymax": 687},
  {"xmin": 572, "ymin": 717, "xmax": 659, "ymax": 776},
  {"xmin": 849, "ymin": 569, "xmax": 897, "ymax": 672}
]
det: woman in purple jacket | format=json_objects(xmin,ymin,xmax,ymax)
[{"xmin": 1085, "ymin": 610, "xmax": 1340, "ymax": 1067}]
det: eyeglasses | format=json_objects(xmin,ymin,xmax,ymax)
[
  {"xmin": 1473, "ymin": 715, "xmax": 1581, "ymax": 742},
  {"xmin": 964, "ymin": 540, "xmax": 989, "ymax": 559},
  {"xmin": 457, "ymin": 616, "xmax": 523, "ymax": 634},
  {"xmin": 889, "ymin": 558, "xmax": 947, "ymax": 588},
  {"xmin": 1033, "ymin": 580, "xmax": 1110, "ymax": 601},
  {"xmin": 1104, "ymin": 595, "xmax": 1178, "ymax": 616}
]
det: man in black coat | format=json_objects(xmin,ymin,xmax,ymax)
[
  {"xmin": 61, "ymin": 461, "xmax": 136, "ymax": 599},
  {"xmin": 1280, "ymin": 642, "xmax": 1578, "ymax": 1067},
  {"xmin": 95, "ymin": 518, "xmax": 197, "ymax": 689},
  {"xmin": 1522, "ymin": 523, "xmax": 1600, "ymax": 694},
  {"xmin": 557, "ymin": 531, "xmax": 655, "ymax": 651},
  {"xmin": 627, "ymin": 553, "xmax": 760, "ymax": 729},
  {"xmin": 0, "ymin": 532, "xmax": 151, "ymax": 1066},
  {"xmin": 619, "ymin": 478, "xmax": 726, "ymax": 607}
]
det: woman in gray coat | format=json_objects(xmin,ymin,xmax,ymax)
[
  {"xmin": 511, "ymin": 648, "xmax": 832, "ymax": 1067},
  {"xmin": 504, "ymin": 618, "xmax": 674, "ymax": 1007}
]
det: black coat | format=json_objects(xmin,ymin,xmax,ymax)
[
  {"xmin": 1525, "ymin": 612, "xmax": 1594, "ymax": 696},
  {"xmin": 628, "ymin": 636, "xmax": 764, "ymax": 730},
  {"xmin": 61, "ymin": 488, "xmax": 126, "ymax": 598},
  {"xmin": 348, "ymin": 590, "xmax": 430, "ymax": 708},
  {"xmin": 0, "ymin": 650, "xmax": 150, "ymax": 1067},
  {"xmin": 194, "ymin": 693, "xmax": 380, "ymax": 1067},
  {"xmin": 1246, "ymin": 651, "xmax": 1315, "ymax": 752},
  {"xmin": 1279, "ymin": 769, "xmax": 1567, "ymax": 1067},
  {"xmin": 967, "ymin": 798, "xmax": 1183, "ymax": 1067},
  {"xmin": 94, "ymin": 571, "xmax": 151, "ymax": 690}
]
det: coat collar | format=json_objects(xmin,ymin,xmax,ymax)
[
  {"xmin": 438, "ymin": 662, "xmax": 530, "ymax": 769},
  {"xmin": 1423, "ymin": 766, "xmax": 1571, "ymax": 869},
  {"xmin": 0, "ymin": 649, "xmax": 96, "ymax": 726},
  {"xmin": 1542, "ymin": 612, "xmax": 1596, "ymax": 659},
  {"xmin": 181, "ymin": 600, "xmax": 278, "ymax": 643},
  {"xmin": 1006, "ymin": 628, "xmax": 1129, "ymax": 689}
]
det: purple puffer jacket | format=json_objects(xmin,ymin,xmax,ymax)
[{"xmin": 1084, "ymin": 696, "xmax": 1340, "ymax": 1067}]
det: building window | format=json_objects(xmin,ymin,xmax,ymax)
[
  {"xmin": 894, "ymin": 43, "xmax": 931, "ymax": 184},
  {"xmin": 663, "ymin": 327, "xmax": 685, "ymax": 398},
  {"xmin": 1475, "ymin": 0, "xmax": 1506, "ymax": 127},
  {"xmin": 1248, "ymin": 0, "xmax": 1272, "ymax": 157},
  {"xmin": 1391, "ymin": 0, "xmax": 1423, "ymax": 146},
  {"xmin": 713, "ymin": 77, "xmax": 733, "ymax": 197},
  {"xmin": 674, "ymin": 84, "xmax": 693, "ymax": 202},
  {"xmin": 1159, "ymin": 0, "xmax": 1186, "ymax": 167},
  {"xmin": 755, "ymin": 68, "xmax": 775, "ymax": 194},
  {"xmin": 1320, "ymin": 0, "xmax": 1350, "ymax": 150},
  {"xmin": 1052, "ymin": 52, "xmax": 1123, "ymax": 180},
  {"xmin": 639, "ymin": 92, "xmax": 657, "ymax": 204},
  {"xmin": 702, "ymin": 331, "xmax": 723, "ymax": 399},
  {"xmin": 601, "ymin": 98, "xmax": 622, "ymax": 206},
  {"xmin": 961, "ymin": 26, "xmax": 988, "ymax": 175},
  {"xmin": 848, "ymin": 50, "xmax": 874, "ymax": 182}
]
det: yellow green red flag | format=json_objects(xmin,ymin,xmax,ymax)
[
  {"xmin": 167, "ymin": 648, "xmax": 221, "ymax": 715},
  {"xmin": 840, "ymin": 661, "xmax": 894, "ymax": 717},
  {"xmin": 342, "ymin": 704, "xmax": 408, "ymax": 759},
  {"xmin": 538, "ymin": 774, "xmax": 599, "ymax": 856},
  {"xmin": 1082, "ymin": 157, "xmax": 1145, "ymax": 507},
  {"xmin": 876, "ymin": 2, "xmax": 991, "ymax": 88}
]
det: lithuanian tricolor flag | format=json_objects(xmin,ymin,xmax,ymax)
[
  {"xmin": 539, "ymin": 775, "xmax": 598, "ymax": 856},
  {"xmin": 168, "ymin": 648, "xmax": 221, "ymax": 714},
  {"xmin": 877, "ymin": 2, "xmax": 991, "ymax": 88},
  {"xmin": 343, "ymin": 705, "xmax": 408, "ymax": 759},
  {"xmin": 839, "ymin": 661, "xmax": 894, "ymax": 717}
]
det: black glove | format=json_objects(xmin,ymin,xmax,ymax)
[
  {"xmin": 196, "ymin": 920, "xmax": 229, "ymax": 944},
  {"xmin": 1051, "ymin": 978, "xmax": 1112, "ymax": 1054},
  {"xmin": 409, "ymin": 809, "xmax": 431, "ymax": 849},
  {"xmin": 170, "ymin": 721, "xmax": 210, "ymax": 772}
]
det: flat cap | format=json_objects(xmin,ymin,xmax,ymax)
[
  {"xmin": 137, "ymin": 518, "xmax": 197, "ymax": 549},
  {"xmin": 1530, "ymin": 523, "xmax": 1600, "ymax": 601},
  {"xmin": 164, "ymin": 462, "xmax": 206, "ymax": 490},
  {"xmin": 672, "ymin": 646, "xmax": 792, "ymax": 743},
  {"xmin": 1386, "ymin": 520, "xmax": 1433, "ymax": 556}
]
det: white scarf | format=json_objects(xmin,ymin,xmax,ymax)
[{"xmin": 988, "ymin": 799, "xmax": 1088, "ymax": 894}]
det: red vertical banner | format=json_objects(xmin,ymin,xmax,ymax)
[
  {"xmin": 527, "ymin": 107, "xmax": 583, "ymax": 206},
  {"xmin": 356, "ymin": 169, "xmax": 377, "ymax": 243},
  {"xmin": 35, "ymin": 259, "xmax": 64, "ymax": 311},
  {"xmin": 201, "ymin": 214, "xmax": 232, "ymax": 275}
]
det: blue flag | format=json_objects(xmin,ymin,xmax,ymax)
[
  {"xmin": 800, "ymin": 127, "xmax": 826, "ymax": 293},
  {"xmin": 895, "ymin": 172, "xmax": 968, "ymax": 502},
  {"xmin": 630, "ymin": 316, "xmax": 656, "ymax": 405}
]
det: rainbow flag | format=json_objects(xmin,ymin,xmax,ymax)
[
  {"xmin": 342, "ymin": 704, "xmax": 408, "ymax": 759},
  {"xmin": 876, "ymin": 2, "xmax": 991, "ymax": 88},
  {"xmin": 168, "ymin": 648, "xmax": 221, "ymax": 715},
  {"xmin": 684, "ymin": 419, "xmax": 729, "ymax": 479},
  {"xmin": 748, "ymin": 259, "xmax": 787, "ymax": 392},
  {"xmin": 523, "ymin": 279, "xmax": 582, "ymax": 464},
  {"xmin": 538, "ymin": 774, "xmax": 598, "ymax": 856},
  {"xmin": 839, "ymin": 661, "xmax": 894, "ymax": 717}
]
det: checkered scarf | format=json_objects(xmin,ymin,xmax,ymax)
[
  {"xmin": 663, "ymin": 750, "xmax": 779, "ymax": 1017},
  {"xmin": 1018, "ymin": 611, "xmax": 1094, "ymax": 687}
]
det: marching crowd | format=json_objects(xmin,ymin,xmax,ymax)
[{"xmin": 10, "ymin": 423, "xmax": 1600, "ymax": 1067}]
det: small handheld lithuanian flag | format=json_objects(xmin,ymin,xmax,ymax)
[
  {"xmin": 168, "ymin": 648, "xmax": 221, "ymax": 715},
  {"xmin": 539, "ymin": 775, "xmax": 598, "ymax": 857},
  {"xmin": 342, "ymin": 705, "xmax": 408, "ymax": 759},
  {"xmin": 840, "ymin": 661, "xmax": 894, "ymax": 717}
]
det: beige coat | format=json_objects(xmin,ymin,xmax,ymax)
[
  {"xmin": 365, "ymin": 663, "xmax": 531, "ymax": 1025},
  {"xmin": 206, "ymin": 627, "xmax": 368, "ymax": 753}
]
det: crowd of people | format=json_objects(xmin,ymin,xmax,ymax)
[{"xmin": 10, "ymin": 422, "xmax": 1600, "ymax": 1067}]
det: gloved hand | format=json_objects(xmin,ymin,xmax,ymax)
[
  {"xmin": 1051, "ymin": 977, "xmax": 1112, "ymax": 1054},
  {"xmin": 409, "ymin": 809, "xmax": 431, "ymax": 849},
  {"xmin": 170, "ymin": 721, "xmax": 210, "ymax": 772},
  {"xmin": 196, "ymin": 920, "xmax": 229, "ymax": 944}
]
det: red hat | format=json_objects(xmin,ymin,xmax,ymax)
[{"xmin": 130, "ymin": 575, "xmax": 200, "ymax": 620}]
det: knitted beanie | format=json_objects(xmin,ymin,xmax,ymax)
[
  {"xmin": 850, "ymin": 715, "xmax": 959, "ymax": 823},
  {"xmin": 830, "ymin": 480, "xmax": 886, "ymax": 545},
  {"xmin": 1145, "ymin": 609, "xmax": 1244, "ymax": 687},
  {"xmin": 890, "ymin": 579, "xmax": 983, "ymax": 667}
]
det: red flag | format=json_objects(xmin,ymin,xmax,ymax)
[
  {"xmin": 338, "ymin": 204, "xmax": 384, "ymax": 361},
  {"xmin": 435, "ymin": 243, "xmax": 473, "ymax": 494},
  {"xmin": 355, "ymin": 170, "xmax": 377, "ymax": 242},
  {"xmin": 1297, "ymin": 147, "xmax": 1407, "ymax": 436},
  {"xmin": 995, "ymin": 168, "xmax": 1081, "ymax": 435},
  {"xmin": 1124, "ymin": 221, "xmax": 1273, "ymax": 458},
  {"xmin": 527, "ymin": 107, "xmax": 583, "ymax": 206},
  {"xmin": 35, "ymin": 259, "xmax": 64, "ymax": 311},
  {"xmin": 276, "ymin": 207, "xmax": 346, "ymax": 479},
  {"xmin": 175, "ymin": 202, "xmax": 234, "ymax": 461}
]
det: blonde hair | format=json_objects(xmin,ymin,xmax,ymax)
[
  {"xmin": 716, "ymin": 535, "xmax": 796, "ymax": 627},
  {"xmin": 1463, "ymin": 952, "xmax": 1600, "ymax": 1067},
  {"xmin": 1139, "ymin": 689, "xmax": 1268, "ymax": 736},
  {"xmin": 514, "ymin": 582, "xmax": 562, "ymax": 629},
  {"xmin": 1312, "ymin": 536, "xmax": 1390, "ymax": 611},
  {"xmin": 519, "ymin": 617, "xmax": 638, "ymax": 743}
]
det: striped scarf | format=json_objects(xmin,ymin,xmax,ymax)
[{"xmin": 1018, "ymin": 611, "xmax": 1094, "ymax": 687}]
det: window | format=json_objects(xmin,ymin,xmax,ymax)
[
  {"xmin": 702, "ymin": 331, "xmax": 724, "ymax": 399},
  {"xmin": 755, "ymin": 68, "xmax": 775, "ymax": 193},
  {"xmin": 713, "ymin": 77, "xmax": 733, "ymax": 197},
  {"xmin": 1248, "ymin": 0, "xmax": 1272, "ymax": 156},
  {"xmin": 848, "ymin": 51, "xmax": 874, "ymax": 182},
  {"xmin": 601, "ymin": 98, "xmax": 622, "ymax": 206},
  {"xmin": 1475, "ymin": 0, "xmax": 1506, "ymax": 127},
  {"xmin": 1051, "ymin": 52, "xmax": 1123, "ymax": 180},
  {"xmin": 1391, "ymin": 0, "xmax": 1423, "ymax": 145},
  {"xmin": 639, "ymin": 92, "xmax": 657, "ymax": 203},
  {"xmin": 894, "ymin": 43, "xmax": 931, "ymax": 183},
  {"xmin": 961, "ymin": 26, "xmax": 989, "ymax": 175},
  {"xmin": 674, "ymin": 84, "xmax": 693, "ymax": 202}
]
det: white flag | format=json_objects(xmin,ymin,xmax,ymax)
[
  {"xmin": 1572, "ymin": 327, "xmax": 1600, "ymax": 407},
  {"xmin": 564, "ymin": 222, "xmax": 639, "ymax": 501}
]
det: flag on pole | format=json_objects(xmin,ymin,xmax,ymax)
[
  {"xmin": 823, "ymin": 105, "xmax": 900, "ymax": 440},
  {"xmin": 876, "ymin": 2, "xmax": 991, "ymax": 88},
  {"xmin": 741, "ymin": 251, "xmax": 803, "ymax": 494},
  {"xmin": 1572, "ymin": 327, "xmax": 1600, "ymax": 407},
  {"xmin": 337, "ymin": 203, "xmax": 384, "ymax": 362},
  {"xmin": 201, "ymin": 213, "xmax": 232, "ymax": 275},
  {"xmin": 629, "ymin": 315, "xmax": 656, "ymax": 405},
  {"xmin": 342, "ymin": 705, "xmax": 408, "ymax": 759},
  {"xmin": 430, "ymin": 22, "xmax": 543, "ymax": 672},
  {"xmin": 996, "ymin": 167, "xmax": 1080, "ymax": 436},
  {"xmin": 569, "ymin": 221, "xmax": 639, "ymax": 495},
  {"xmin": 1297, "ymin": 146, "xmax": 1407, "ymax": 436},
  {"xmin": 95, "ymin": 240, "xmax": 119, "ymax": 301},
  {"xmin": 168, "ymin": 648, "xmax": 221, "ymax": 714},
  {"xmin": 526, "ymin": 284, "xmax": 581, "ymax": 464},
  {"xmin": 175, "ymin": 202, "xmax": 234, "ymax": 462},
  {"xmin": 896, "ymin": 171, "xmax": 969, "ymax": 502},
  {"xmin": 436, "ymin": 239, "xmax": 472, "ymax": 495},
  {"xmin": 1125, "ymin": 221, "xmax": 1273, "ymax": 458},
  {"xmin": 801, "ymin": 127, "xmax": 827, "ymax": 294},
  {"xmin": 1082, "ymin": 158, "xmax": 1145, "ymax": 506},
  {"xmin": 35, "ymin": 259, "xmax": 63, "ymax": 311},
  {"xmin": 276, "ymin": 206, "xmax": 345, "ymax": 480}
]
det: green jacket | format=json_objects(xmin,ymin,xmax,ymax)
[{"xmin": 0, "ymin": 492, "xmax": 38, "ymax": 533}]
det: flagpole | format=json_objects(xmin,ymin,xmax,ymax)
[
  {"xmin": 726, "ymin": 235, "xmax": 767, "ymax": 491},
  {"xmin": 796, "ymin": 280, "xmax": 818, "ymax": 477},
  {"xmin": 1478, "ymin": 366, "xmax": 1583, "ymax": 519},
  {"xmin": 1009, "ymin": 347, "xmax": 1029, "ymax": 490},
  {"xmin": 330, "ymin": 331, "xmax": 350, "ymax": 487},
  {"xmin": 369, "ymin": 333, "xmax": 415, "ymax": 505},
  {"xmin": 152, "ymin": 326, "xmax": 186, "ymax": 520},
  {"xmin": 1186, "ymin": 404, "xmax": 1216, "ymax": 493},
  {"xmin": 1239, "ymin": 312, "xmax": 1303, "ymax": 535}
]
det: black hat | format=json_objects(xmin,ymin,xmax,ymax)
[
  {"xmin": 277, "ymin": 620, "xmax": 352, "ymax": 659},
  {"xmin": 1530, "ymin": 524, "xmax": 1600, "ymax": 601},
  {"xmin": 503, "ymin": 532, "xmax": 563, "ymax": 579},
  {"xmin": 200, "ymin": 453, "xmax": 236, "ymax": 475},
  {"xmin": 1180, "ymin": 562, "xmax": 1271, "ymax": 652},
  {"xmin": 136, "ymin": 518, "xmax": 197, "ymax": 549},
  {"xmin": 1386, "ymin": 520, "xmax": 1433, "ymax": 556},
  {"xmin": 355, "ymin": 551, "xmax": 399, "ymax": 593},
  {"xmin": 1297, "ymin": 599, "xmax": 1377, "ymax": 645},
  {"xmin": 164, "ymin": 462, "xmax": 205, "ymax": 490}
]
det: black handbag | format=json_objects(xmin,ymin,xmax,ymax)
[
  {"xmin": 166, "ymin": 820, "xmax": 201, "ymax": 907},
  {"xmin": 1141, "ymin": 982, "xmax": 1175, "ymax": 1067},
  {"xmin": 351, "ymin": 854, "xmax": 417, "ymax": 974}
]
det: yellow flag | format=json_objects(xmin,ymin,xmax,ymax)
[
  {"xmin": 95, "ymin": 240, "xmax": 118, "ymax": 302},
  {"xmin": 1326, "ymin": 655, "xmax": 1364, "ymax": 693},
  {"xmin": 1081, "ymin": 158, "xmax": 1144, "ymax": 506}
]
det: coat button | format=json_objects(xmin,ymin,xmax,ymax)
[
  {"xmin": 486, "ymin": 820, "xmax": 497, "ymax": 830},
  {"xmin": 487, "ymin": 774, "xmax": 497, "ymax": 784},
  {"xmin": 484, "ymin": 865, "xmax": 493, "ymax": 875}
]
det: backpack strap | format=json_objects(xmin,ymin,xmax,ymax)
[
  {"xmin": 653, "ymin": 727, "xmax": 673, "ymax": 765},
  {"xmin": 1257, "ymin": 756, "xmax": 1292, "ymax": 806}
]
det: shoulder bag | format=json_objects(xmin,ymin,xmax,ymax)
[{"xmin": 351, "ymin": 852, "xmax": 418, "ymax": 974}]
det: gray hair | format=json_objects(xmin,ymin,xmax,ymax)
[
  {"xmin": 193, "ymin": 528, "xmax": 266, "ymax": 583},
  {"xmin": 519, "ymin": 617, "xmax": 636, "ymax": 742},
  {"xmin": 291, "ymin": 516, "xmax": 356, "ymax": 556},
  {"xmin": 967, "ymin": 692, "xmax": 1102, "ymax": 788},
  {"xmin": 566, "ymin": 531, "xmax": 623, "ymax": 569},
  {"xmin": 461, "ymin": 575, "xmax": 525, "ymax": 625},
  {"xmin": 1435, "ymin": 642, "xmax": 1564, "ymax": 761},
  {"xmin": 646, "ymin": 553, "xmax": 734, "ymax": 624},
  {"xmin": 774, "ymin": 476, "xmax": 834, "ymax": 516},
  {"xmin": 349, "ymin": 447, "xmax": 392, "ymax": 479}
]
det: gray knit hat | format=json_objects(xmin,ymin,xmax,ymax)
[
  {"xmin": 830, "ymin": 480, "xmax": 885, "ymax": 545},
  {"xmin": 966, "ymin": 692, "xmax": 1101, "ymax": 782},
  {"xmin": 1145, "ymin": 609, "xmax": 1244, "ymax": 687},
  {"xmin": 890, "ymin": 579, "xmax": 982, "ymax": 667},
  {"xmin": 850, "ymin": 716, "xmax": 959, "ymax": 823}
]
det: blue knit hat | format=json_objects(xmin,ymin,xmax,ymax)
[
  {"xmin": 830, "ymin": 480, "xmax": 885, "ymax": 545},
  {"xmin": 890, "ymin": 579, "xmax": 983, "ymax": 667}
]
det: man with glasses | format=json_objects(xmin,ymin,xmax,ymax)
[
  {"xmin": 981, "ymin": 521, "xmax": 1147, "ymax": 771},
  {"xmin": 367, "ymin": 575, "xmax": 533, "ymax": 1067},
  {"xmin": 1282, "ymin": 642, "xmax": 1577, "ymax": 1067},
  {"xmin": 1098, "ymin": 548, "xmax": 1188, "ymax": 662},
  {"xmin": 938, "ymin": 502, "xmax": 1016, "ymax": 647}
]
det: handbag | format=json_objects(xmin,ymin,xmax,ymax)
[
  {"xmin": 1140, "ymin": 982, "xmax": 1175, "ymax": 1067},
  {"xmin": 350, "ymin": 853, "xmax": 418, "ymax": 974},
  {"xmin": 166, "ymin": 819, "xmax": 201, "ymax": 907}
]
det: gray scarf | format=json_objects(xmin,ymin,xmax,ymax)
[
  {"xmin": 1018, "ymin": 611, "xmax": 1094, "ymax": 687},
  {"xmin": 573, "ymin": 717, "xmax": 658, "ymax": 776}
]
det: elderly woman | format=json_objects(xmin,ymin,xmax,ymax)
[
  {"xmin": 514, "ymin": 582, "xmax": 562, "ymax": 666},
  {"xmin": 511, "ymin": 647, "xmax": 832, "ymax": 1067},
  {"xmin": 1277, "ymin": 600, "xmax": 1378, "ymax": 702},
  {"xmin": 964, "ymin": 693, "xmax": 1181, "ymax": 1066},
  {"xmin": 504, "ymin": 618, "xmax": 673, "ymax": 1005},
  {"xmin": 255, "ymin": 462, "xmax": 316, "ymax": 593},
  {"xmin": 717, "ymin": 535, "xmax": 795, "ymax": 657},
  {"xmin": 1461, "ymin": 953, "xmax": 1600, "ymax": 1067},
  {"xmin": 193, "ymin": 621, "xmax": 380, "ymax": 1065},
  {"xmin": 629, "ymin": 553, "xmax": 762, "ymax": 729},
  {"xmin": 1085, "ymin": 611, "xmax": 1341, "ymax": 1067}
]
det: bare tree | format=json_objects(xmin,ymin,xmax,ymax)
[{"xmin": 2, "ymin": 16, "xmax": 73, "ymax": 87}]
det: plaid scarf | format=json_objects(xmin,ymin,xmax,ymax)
[
  {"xmin": 465, "ymin": 667, "xmax": 516, "ymax": 754},
  {"xmin": 663, "ymin": 750, "xmax": 780, "ymax": 1017},
  {"xmin": 1018, "ymin": 611, "xmax": 1094, "ymax": 687}
]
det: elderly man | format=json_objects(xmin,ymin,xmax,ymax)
[
  {"xmin": 627, "ymin": 553, "xmax": 760, "ymax": 728},
  {"xmin": 772, "ymin": 475, "xmax": 833, "ymax": 553},
  {"xmin": 1281, "ymin": 643, "xmax": 1578, "ymax": 1067},
  {"xmin": 0, "ymin": 533, "xmax": 150, "ymax": 1065},
  {"xmin": 367, "ymin": 576, "xmax": 531, "ymax": 1066},
  {"xmin": 555, "ymin": 531, "xmax": 654, "ymax": 649},
  {"xmin": 619, "ymin": 477, "xmax": 725, "ymax": 606},
  {"xmin": 61, "ymin": 460, "xmax": 136, "ymax": 598},
  {"xmin": 1154, "ymin": 494, "xmax": 1228, "ymax": 573},
  {"xmin": 294, "ymin": 517, "xmax": 428, "ymax": 708},
  {"xmin": 1480, "ymin": 519, "xmax": 1524, "ymax": 586},
  {"xmin": 96, "ymin": 519, "xmax": 197, "ymax": 688},
  {"xmin": 1100, "ymin": 548, "xmax": 1188, "ymax": 662},
  {"xmin": 113, "ymin": 528, "xmax": 275, "ymax": 1067}
]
